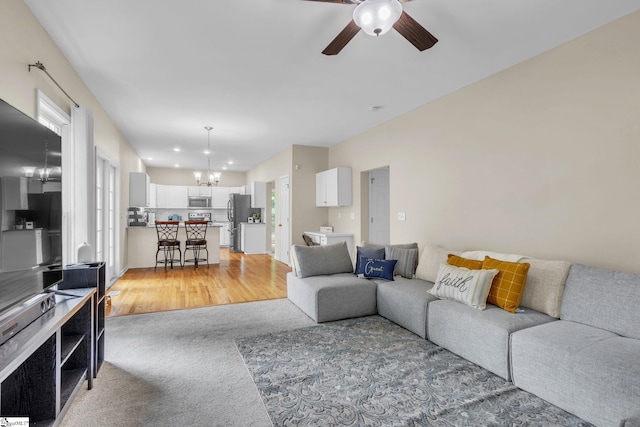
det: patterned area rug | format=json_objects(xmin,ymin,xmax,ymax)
[{"xmin": 236, "ymin": 316, "xmax": 592, "ymax": 426}]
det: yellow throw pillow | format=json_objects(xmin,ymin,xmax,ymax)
[
  {"xmin": 447, "ymin": 254, "xmax": 483, "ymax": 270},
  {"xmin": 481, "ymin": 256, "xmax": 530, "ymax": 313}
]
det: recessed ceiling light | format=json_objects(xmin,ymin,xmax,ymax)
[
  {"xmin": 204, "ymin": 150, "xmax": 210, "ymax": 155},
  {"xmin": 174, "ymin": 164, "xmax": 180, "ymax": 168},
  {"xmin": 146, "ymin": 157, "xmax": 153, "ymax": 161},
  {"xmin": 222, "ymin": 166, "xmax": 227, "ymax": 170},
  {"xmin": 173, "ymin": 148, "xmax": 181, "ymax": 152},
  {"xmin": 228, "ymin": 161, "xmax": 234, "ymax": 165}
]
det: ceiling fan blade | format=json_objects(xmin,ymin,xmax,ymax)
[
  {"xmin": 393, "ymin": 11, "xmax": 438, "ymax": 51},
  {"xmin": 322, "ymin": 20, "xmax": 360, "ymax": 55}
]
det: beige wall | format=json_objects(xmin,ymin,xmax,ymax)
[
  {"xmin": 328, "ymin": 11, "xmax": 640, "ymax": 274},
  {"xmin": 1, "ymin": 1, "xmax": 143, "ymax": 273},
  {"xmin": 147, "ymin": 167, "xmax": 246, "ymax": 187},
  {"xmin": 291, "ymin": 146, "xmax": 329, "ymax": 245},
  {"xmin": 245, "ymin": 145, "xmax": 330, "ymax": 259}
]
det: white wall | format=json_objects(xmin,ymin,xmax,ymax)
[{"xmin": 327, "ymin": 11, "xmax": 640, "ymax": 274}]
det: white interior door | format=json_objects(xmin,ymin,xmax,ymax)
[
  {"xmin": 369, "ymin": 168, "xmax": 390, "ymax": 245},
  {"xmin": 278, "ymin": 175, "xmax": 290, "ymax": 264}
]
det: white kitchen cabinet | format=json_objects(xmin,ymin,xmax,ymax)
[
  {"xmin": 129, "ymin": 172, "xmax": 150, "ymax": 207},
  {"xmin": 155, "ymin": 184, "xmax": 188, "ymax": 208},
  {"xmin": 315, "ymin": 167, "xmax": 352, "ymax": 207},
  {"xmin": 250, "ymin": 181, "xmax": 267, "ymax": 208},
  {"xmin": 241, "ymin": 223, "xmax": 267, "ymax": 254},
  {"xmin": 211, "ymin": 187, "xmax": 230, "ymax": 208},
  {"xmin": 187, "ymin": 186, "xmax": 212, "ymax": 197},
  {"xmin": 2, "ymin": 176, "xmax": 29, "ymax": 210},
  {"xmin": 228, "ymin": 187, "xmax": 241, "ymax": 195},
  {"xmin": 218, "ymin": 222, "xmax": 230, "ymax": 246},
  {"xmin": 0, "ymin": 229, "xmax": 46, "ymax": 271},
  {"xmin": 149, "ymin": 183, "xmax": 157, "ymax": 208}
]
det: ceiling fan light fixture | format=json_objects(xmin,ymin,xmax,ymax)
[{"xmin": 353, "ymin": 0, "xmax": 402, "ymax": 37}]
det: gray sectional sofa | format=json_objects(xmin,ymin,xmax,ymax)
[{"xmin": 287, "ymin": 241, "xmax": 640, "ymax": 427}]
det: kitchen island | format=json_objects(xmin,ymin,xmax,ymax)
[{"xmin": 127, "ymin": 224, "xmax": 221, "ymax": 268}]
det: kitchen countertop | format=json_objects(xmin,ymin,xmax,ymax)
[
  {"xmin": 127, "ymin": 223, "xmax": 225, "ymax": 229},
  {"xmin": 127, "ymin": 225, "xmax": 221, "ymax": 267},
  {"xmin": 3, "ymin": 228, "xmax": 44, "ymax": 232}
]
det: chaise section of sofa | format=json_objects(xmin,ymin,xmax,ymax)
[
  {"xmin": 510, "ymin": 263, "xmax": 640, "ymax": 427},
  {"xmin": 287, "ymin": 272, "xmax": 377, "ymax": 322},
  {"xmin": 287, "ymin": 242, "xmax": 377, "ymax": 322}
]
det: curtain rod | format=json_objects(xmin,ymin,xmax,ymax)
[{"xmin": 28, "ymin": 61, "xmax": 80, "ymax": 108}]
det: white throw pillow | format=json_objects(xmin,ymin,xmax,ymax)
[
  {"xmin": 415, "ymin": 246, "xmax": 461, "ymax": 282},
  {"xmin": 429, "ymin": 264, "xmax": 499, "ymax": 310}
]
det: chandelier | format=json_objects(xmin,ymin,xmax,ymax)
[{"xmin": 194, "ymin": 126, "xmax": 221, "ymax": 186}]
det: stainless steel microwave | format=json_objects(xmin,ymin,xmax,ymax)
[{"xmin": 188, "ymin": 196, "xmax": 212, "ymax": 208}]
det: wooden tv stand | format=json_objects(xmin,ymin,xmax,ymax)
[{"xmin": 0, "ymin": 288, "xmax": 95, "ymax": 426}]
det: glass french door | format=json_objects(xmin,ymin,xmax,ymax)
[{"xmin": 96, "ymin": 153, "xmax": 119, "ymax": 282}]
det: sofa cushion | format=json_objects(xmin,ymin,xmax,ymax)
[
  {"xmin": 482, "ymin": 256, "xmax": 530, "ymax": 314},
  {"xmin": 511, "ymin": 320, "xmax": 640, "ymax": 426},
  {"xmin": 286, "ymin": 272, "xmax": 377, "ymax": 322},
  {"xmin": 293, "ymin": 242, "xmax": 353, "ymax": 278},
  {"xmin": 428, "ymin": 300, "xmax": 555, "ymax": 380},
  {"xmin": 358, "ymin": 258, "xmax": 396, "ymax": 281},
  {"xmin": 518, "ymin": 257, "xmax": 570, "ymax": 318},
  {"xmin": 561, "ymin": 263, "xmax": 640, "ymax": 340},
  {"xmin": 447, "ymin": 254, "xmax": 483, "ymax": 270},
  {"xmin": 387, "ymin": 246, "xmax": 419, "ymax": 279},
  {"xmin": 429, "ymin": 264, "xmax": 498, "ymax": 310},
  {"xmin": 376, "ymin": 278, "xmax": 437, "ymax": 339},
  {"xmin": 415, "ymin": 245, "xmax": 462, "ymax": 282},
  {"xmin": 355, "ymin": 245, "xmax": 386, "ymax": 275}
]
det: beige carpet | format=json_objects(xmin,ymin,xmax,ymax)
[{"xmin": 60, "ymin": 298, "xmax": 314, "ymax": 427}]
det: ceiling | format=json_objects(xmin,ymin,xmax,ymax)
[{"xmin": 25, "ymin": 0, "xmax": 640, "ymax": 173}]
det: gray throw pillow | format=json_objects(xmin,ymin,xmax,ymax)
[
  {"xmin": 294, "ymin": 242, "xmax": 353, "ymax": 278},
  {"xmin": 387, "ymin": 246, "xmax": 419, "ymax": 279}
]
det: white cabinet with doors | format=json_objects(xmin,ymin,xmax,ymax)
[
  {"xmin": 187, "ymin": 186, "xmax": 212, "ymax": 197},
  {"xmin": 2, "ymin": 176, "xmax": 29, "ymax": 210},
  {"xmin": 155, "ymin": 184, "xmax": 188, "ymax": 208},
  {"xmin": 211, "ymin": 187, "xmax": 229, "ymax": 208},
  {"xmin": 129, "ymin": 172, "xmax": 150, "ymax": 207},
  {"xmin": 315, "ymin": 167, "xmax": 352, "ymax": 207},
  {"xmin": 250, "ymin": 181, "xmax": 267, "ymax": 208}
]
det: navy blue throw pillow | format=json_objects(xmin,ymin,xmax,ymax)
[
  {"xmin": 359, "ymin": 258, "xmax": 397, "ymax": 281},
  {"xmin": 355, "ymin": 246, "xmax": 386, "ymax": 275}
]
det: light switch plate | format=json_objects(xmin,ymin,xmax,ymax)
[
  {"xmin": 397, "ymin": 212, "xmax": 406, "ymax": 221},
  {"xmin": 350, "ymin": 212, "xmax": 355, "ymax": 220}
]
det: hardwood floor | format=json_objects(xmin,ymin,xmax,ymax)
[{"xmin": 106, "ymin": 248, "xmax": 289, "ymax": 316}]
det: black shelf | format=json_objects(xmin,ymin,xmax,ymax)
[
  {"xmin": 0, "ymin": 289, "xmax": 94, "ymax": 426},
  {"xmin": 59, "ymin": 261, "xmax": 106, "ymax": 378},
  {"xmin": 60, "ymin": 334, "xmax": 85, "ymax": 366}
]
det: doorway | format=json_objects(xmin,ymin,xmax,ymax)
[
  {"xmin": 277, "ymin": 174, "xmax": 290, "ymax": 265},
  {"xmin": 368, "ymin": 167, "xmax": 390, "ymax": 245}
]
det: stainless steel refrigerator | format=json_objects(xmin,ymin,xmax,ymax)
[{"xmin": 227, "ymin": 193, "xmax": 261, "ymax": 253}]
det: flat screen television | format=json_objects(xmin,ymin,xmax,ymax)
[{"xmin": 0, "ymin": 97, "xmax": 63, "ymax": 317}]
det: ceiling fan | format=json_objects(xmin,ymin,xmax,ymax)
[{"xmin": 305, "ymin": 0, "xmax": 438, "ymax": 55}]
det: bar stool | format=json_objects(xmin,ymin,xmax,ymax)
[
  {"xmin": 183, "ymin": 221, "xmax": 209, "ymax": 268},
  {"xmin": 155, "ymin": 221, "xmax": 181, "ymax": 269}
]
